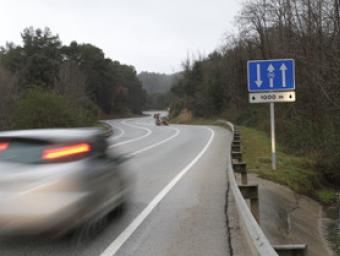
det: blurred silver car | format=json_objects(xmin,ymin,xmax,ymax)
[{"xmin": 0, "ymin": 128, "xmax": 128, "ymax": 237}]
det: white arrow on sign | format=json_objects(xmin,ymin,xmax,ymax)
[
  {"xmin": 280, "ymin": 64, "xmax": 287, "ymax": 87},
  {"xmin": 267, "ymin": 64, "xmax": 275, "ymax": 88},
  {"xmin": 255, "ymin": 64, "xmax": 263, "ymax": 87}
]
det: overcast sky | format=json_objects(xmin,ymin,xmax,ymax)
[{"xmin": 0, "ymin": 0, "xmax": 242, "ymax": 74}]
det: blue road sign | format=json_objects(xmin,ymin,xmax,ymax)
[{"xmin": 247, "ymin": 59, "xmax": 295, "ymax": 92}]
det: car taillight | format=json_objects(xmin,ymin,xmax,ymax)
[
  {"xmin": 0, "ymin": 143, "xmax": 9, "ymax": 151},
  {"xmin": 42, "ymin": 143, "xmax": 91, "ymax": 161}
]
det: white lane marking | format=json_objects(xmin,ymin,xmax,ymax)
[
  {"xmin": 100, "ymin": 127, "xmax": 215, "ymax": 256},
  {"xmin": 128, "ymin": 127, "xmax": 180, "ymax": 156},
  {"xmin": 110, "ymin": 123, "xmax": 125, "ymax": 140},
  {"xmin": 109, "ymin": 120, "xmax": 152, "ymax": 148}
]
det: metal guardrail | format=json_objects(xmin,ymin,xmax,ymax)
[
  {"xmin": 97, "ymin": 121, "xmax": 114, "ymax": 138},
  {"xmin": 215, "ymin": 120, "xmax": 279, "ymax": 256}
]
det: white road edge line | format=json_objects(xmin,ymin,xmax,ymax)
[
  {"xmin": 100, "ymin": 127, "xmax": 215, "ymax": 256},
  {"xmin": 110, "ymin": 123, "xmax": 125, "ymax": 140},
  {"xmin": 109, "ymin": 120, "xmax": 152, "ymax": 148},
  {"xmin": 128, "ymin": 127, "xmax": 180, "ymax": 156}
]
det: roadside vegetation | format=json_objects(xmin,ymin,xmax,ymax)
[
  {"xmin": 169, "ymin": 0, "xmax": 340, "ymax": 189},
  {"xmin": 0, "ymin": 27, "xmax": 146, "ymax": 130},
  {"xmin": 241, "ymin": 126, "xmax": 338, "ymax": 205}
]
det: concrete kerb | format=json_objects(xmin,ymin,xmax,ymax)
[{"xmin": 215, "ymin": 120, "xmax": 279, "ymax": 256}]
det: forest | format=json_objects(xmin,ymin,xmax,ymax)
[
  {"xmin": 170, "ymin": 0, "xmax": 340, "ymax": 185},
  {"xmin": 0, "ymin": 27, "xmax": 146, "ymax": 129},
  {"xmin": 139, "ymin": 71, "xmax": 178, "ymax": 110}
]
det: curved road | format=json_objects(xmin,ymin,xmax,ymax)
[{"xmin": 0, "ymin": 114, "xmax": 233, "ymax": 256}]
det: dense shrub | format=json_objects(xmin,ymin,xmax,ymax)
[
  {"xmin": 0, "ymin": 27, "xmax": 146, "ymax": 127},
  {"xmin": 9, "ymin": 88, "xmax": 97, "ymax": 129}
]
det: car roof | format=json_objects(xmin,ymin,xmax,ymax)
[{"xmin": 0, "ymin": 128, "xmax": 103, "ymax": 143}]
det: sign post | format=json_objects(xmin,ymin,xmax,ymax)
[
  {"xmin": 247, "ymin": 59, "xmax": 295, "ymax": 170},
  {"xmin": 270, "ymin": 102, "xmax": 276, "ymax": 170}
]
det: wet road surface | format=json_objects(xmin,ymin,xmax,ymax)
[{"xmin": 0, "ymin": 115, "xmax": 232, "ymax": 256}]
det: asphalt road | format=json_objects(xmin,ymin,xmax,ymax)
[{"xmin": 0, "ymin": 114, "xmax": 232, "ymax": 256}]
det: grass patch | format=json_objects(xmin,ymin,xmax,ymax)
[
  {"xmin": 315, "ymin": 190, "xmax": 338, "ymax": 205},
  {"xmin": 241, "ymin": 126, "xmax": 338, "ymax": 205}
]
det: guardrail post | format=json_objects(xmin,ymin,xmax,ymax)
[
  {"xmin": 232, "ymin": 144, "xmax": 241, "ymax": 152},
  {"xmin": 239, "ymin": 185, "xmax": 260, "ymax": 223},
  {"xmin": 251, "ymin": 198, "xmax": 259, "ymax": 224},
  {"xmin": 231, "ymin": 151, "xmax": 242, "ymax": 161},
  {"xmin": 232, "ymin": 140, "xmax": 241, "ymax": 145},
  {"xmin": 274, "ymin": 244, "xmax": 307, "ymax": 256},
  {"xmin": 232, "ymin": 161, "xmax": 248, "ymax": 185}
]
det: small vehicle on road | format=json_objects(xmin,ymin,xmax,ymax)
[
  {"xmin": 153, "ymin": 113, "xmax": 169, "ymax": 126},
  {"xmin": 0, "ymin": 128, "xmax": 128, "ymax": 237}
]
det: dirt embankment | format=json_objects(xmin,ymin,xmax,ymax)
[{"xmin": 238, "ymin": 173, "xmax": 335, "ymax": 256}]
